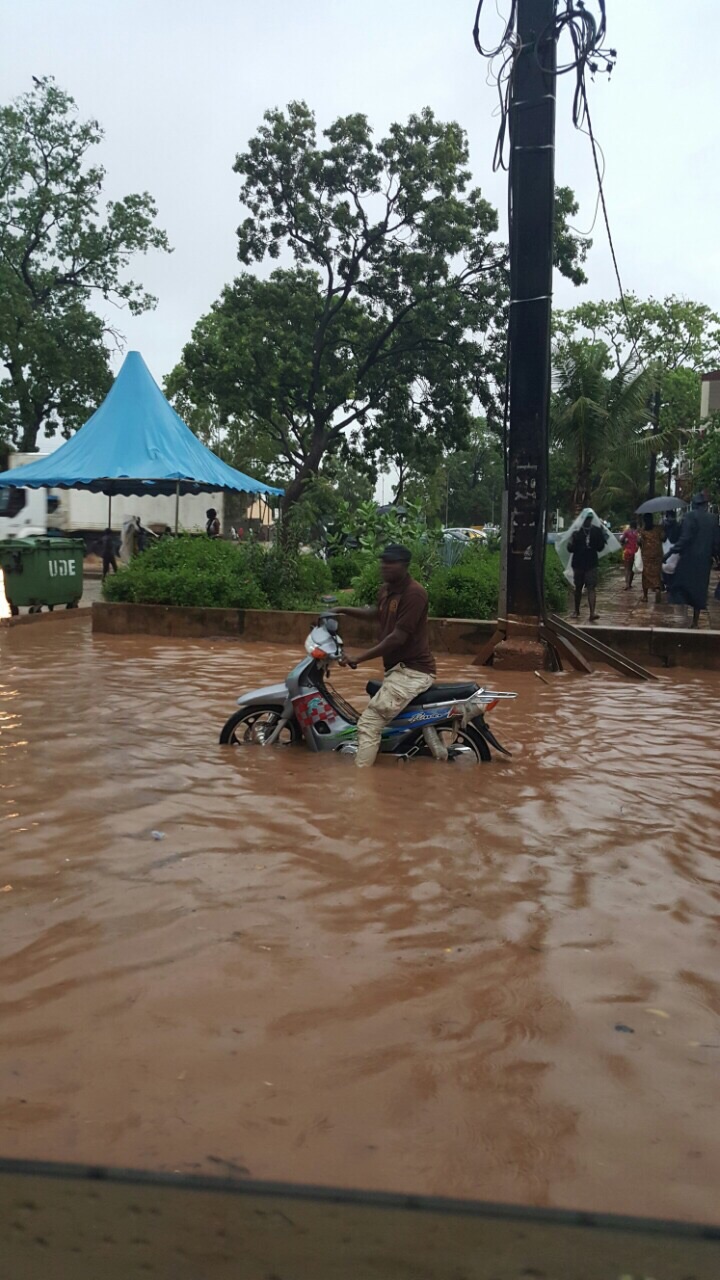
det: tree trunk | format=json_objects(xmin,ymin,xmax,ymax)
[
  {"xmin": 393, "ymin": 459, "xmax": 406, "ymax": 505},
  {"xmin": 5, "ymin": 356, "xmax": 42, "ymax": 452},
  {"xmin": 20, "ymin": 421, "xmax": 42, "ymax": 453},
  {"xmin": 278, "ymin": 427, "xmax": 327, "ymax": 539}
]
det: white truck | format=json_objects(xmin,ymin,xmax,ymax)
[{"xmin": 0, "ymin": 454, "xmax": 276, "ymax": 546}]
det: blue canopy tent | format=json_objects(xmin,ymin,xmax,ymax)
[{"xmin": 0, "ymin": 351, "xmax": 282, "ymax": 531}]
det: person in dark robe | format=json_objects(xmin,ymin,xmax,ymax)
[
  {"xmin": 666, "ymin": 494, "xmax": 720, "ymax": 627},
  {"xmin": 101, "ymin": 527, "xmax": 117, "ymax": 579}
]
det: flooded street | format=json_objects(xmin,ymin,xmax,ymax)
[{"xmin": 1, "ymin": 618, "xmax": 719, "ymax": 1224}]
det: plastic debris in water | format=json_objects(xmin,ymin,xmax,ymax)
[
  {"xmin": 614, "ymin": 1024, "xmax": 635, "ymax": 1034},
  {"xmin": 151, "ymin": 831, "xmax": 166, "ymax": 840}
]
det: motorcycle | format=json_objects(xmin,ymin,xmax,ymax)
[{"xmin": 220, "ymin": 617, "xmax": 516, "ymax": 764}]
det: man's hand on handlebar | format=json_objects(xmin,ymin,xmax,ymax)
[{"xmin": 339, "ymin": 653, "xmax": 359, "ymax": 670}]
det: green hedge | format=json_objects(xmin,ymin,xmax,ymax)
[
  {"xmin": 103, "ymin": 537, "xmax": 270, "ymax": 609},
  {"xmin": 103, "ymin": 536, "xmax": 568, "ymax": 619},
  {"xmin": 104, "ymin": 537, "xmax": 335, "ymax": 611},
  {"xmin": 328, "ymin": 549, "xmax": 365, "ymax": 590},
  {"xmin": 350, "ymin": 545, "xmax": 567, "ymax": 617}
]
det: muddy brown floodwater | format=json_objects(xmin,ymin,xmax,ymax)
[{"xmin": 1, "ymin": 617, "xmax": 719, "ymax": 1224}]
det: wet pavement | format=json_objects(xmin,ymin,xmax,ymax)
[
  {"xmin": 564, "ymin": 564, "xmax": 720, "ymax": 630},
  {"xmin": 1, "ymin": 618, "xmax": 719, "ymax": 1223}
]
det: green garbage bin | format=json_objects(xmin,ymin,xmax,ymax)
[{"xmin": 0, "ymin": 537, "xmax": 85, "ymax": 614}]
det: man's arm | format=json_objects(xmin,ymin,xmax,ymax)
[
  {"xmin": 344, "ymin": 626, "xmax": 410, "ymax": 668},
  {"xmin": 334, "ymin": 605, "xmax": 379, "ymax": 621}
]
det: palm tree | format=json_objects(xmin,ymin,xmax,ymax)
[{"xmin": 551, "ymin": 339, "xmax": 651, "ymax": 513}]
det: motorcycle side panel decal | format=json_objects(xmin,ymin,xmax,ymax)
[
  {"xmin": 393, "ymin": 706, "xmax": 451, "ymax": 726},
  {"xmin": 292, "ymin": 692, "xmax": 339, "ymax": 732}
]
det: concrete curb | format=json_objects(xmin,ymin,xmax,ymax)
[{"xmin": 90, "ymin": 603, "xmax": 720, "ymax": 669}]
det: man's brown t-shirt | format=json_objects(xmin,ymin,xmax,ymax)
[{"xmin": 377, "ymin": 576, "xmax": 436, "ymax": 675}]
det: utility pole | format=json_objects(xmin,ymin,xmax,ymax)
[
  {"xmin": 503, "ymin": 0, "xmax": 557, "ymax": 619},
  {"xmin": 473, "ymin": 1, "xmax": 650, "ymax": 678}
]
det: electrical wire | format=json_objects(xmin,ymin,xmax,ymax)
[
  {"xmin": 578, "ymin": 79, "xmax": 646, "ymax": 372},
  {"xmin": 474, "ymin": 1, "xmax": 615, "ymax": 169}
]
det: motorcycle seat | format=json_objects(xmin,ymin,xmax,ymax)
[{"xmin": 365, "ymin": 680, "xmax": 479, "ymax": 707}]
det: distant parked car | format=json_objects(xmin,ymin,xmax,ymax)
[{"xmin": 443, "ymin": 527, "xmax": 487, "ymax": 543}]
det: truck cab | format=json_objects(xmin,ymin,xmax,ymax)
[{"xmin": 0, "ymin": 486, "xmax": 48, "ymax": 539}]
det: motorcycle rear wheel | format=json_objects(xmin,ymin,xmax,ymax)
[
  {"xmin": 220, "ymin": 706, "xmax": 300, "ymax": 747},
  {"xmin": 408, "ymin": 724, "xmax": 491, "ymax": 764}
]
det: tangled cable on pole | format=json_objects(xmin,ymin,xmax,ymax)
[{"xmin": 472, "ymin": 0, "xmax": 615, "ymax": 170}]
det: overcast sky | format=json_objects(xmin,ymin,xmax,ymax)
[{"xmin": 2, "ymin": 0, "xmax": 719, "ymax": 390}]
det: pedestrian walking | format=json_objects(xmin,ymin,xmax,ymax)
[
  {"xmin": 619, "ymin": 520, "xmax": 639, "ymax": 590},
  {"xmin": 666, "ymin": 494, "xmax": 720, "ymax": 627},
  {"xmin": 568, "ymin": 513, "xmax": 608, "ymax": 621},
  {"xmin": 639, "ymin": 514, "xmax": 664, "ymax": 603}
]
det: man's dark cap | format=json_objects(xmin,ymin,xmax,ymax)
[
  {"xmin": 379, "ymin": 544, "xmax": 411, "ymax": 563},
  {"xmin": 692, "ymin": 492, "xmax": 708, "ymax": 508}
]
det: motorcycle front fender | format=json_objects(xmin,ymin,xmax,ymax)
[{"xmin": 237, "ymin": 682, "xmax": 290, "ymax": 708}]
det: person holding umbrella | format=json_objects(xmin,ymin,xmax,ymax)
[{"xmin": 665, "ymin": 493, "xmax": 720, "ymax": 627}]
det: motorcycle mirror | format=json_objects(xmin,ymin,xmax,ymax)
[{"xmin": 322, "ymin": 616, "xmax": 339, "ymax": 634}]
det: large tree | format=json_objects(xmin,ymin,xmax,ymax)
[
  {"xmin": 555, "ymin": 296, "xmax": 720, "ymax": 497},
  {"xmin": 170, "ymin": 102, "xmax": 589, "ymax": 520},
  {"xmin": 403, "ymin": 421, "xmax": 504, "ymax": 526},
  {"xmin": 0, "ymin": 78, "xmax": 170, "ymax": 451}
]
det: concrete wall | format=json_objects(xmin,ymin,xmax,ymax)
[
  {"xmin": 700, "ymin": 372, "xmax": 720, "ymax": 418},
  {"xmin": 588, "ymin": 623, "xmax": 720, "ymax": 671},
  {"xmin": 91, "ymin": 603, "xmax": 720, "ymax": 670},
  {"xmin": 91, "ymin": 602, "xmax": 496, "ymax": 654}
]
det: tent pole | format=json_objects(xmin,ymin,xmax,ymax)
[
  {"xmin": 108, "ymin": 493, "xmax": 112, "ymax": 528},
  {"xmin": 174, "ymin": 480, "xmax": 180, "ymax": 535}
]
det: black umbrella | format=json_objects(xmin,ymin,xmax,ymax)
[{"xmin": 636, "ymin": 496, "xmax": 687, "ymax": 515}]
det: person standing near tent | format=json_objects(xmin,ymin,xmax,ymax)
[
  {"xmin": 101, "ymin": 527, "xmax": 117, "ymax": 579},
  {"xmin": 619, "ymin": 519, "xmax": 639, "ymax": 590},
  {"xmin": 639, "ymin": 513, "xmax": 664, "ymax": 603},
  {"xmin": 206, "ymin": 508, "xmax": 221, "ymax": 538},
  {"xmin": 568, "ymin": 514, "xmax": 608, "ymax": 621},
  {"xmin": 120, "ymin": 516, "xmax": 137, "ymax": 564},
  {"xmin": 666, "ymin": 494, "xmax": 720, "ymax": 627}
]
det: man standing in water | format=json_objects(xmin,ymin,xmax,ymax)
[
  {"xmin": 568, "ymin": 514, "xmax": 608, "ymax": 621},
  {"xmin": 334, "ymin": 545, "xmax": 436, "ymax": 768},
  {"xmin": 666, "ymin": 493, "xmax": 720, "ymax": 627}
]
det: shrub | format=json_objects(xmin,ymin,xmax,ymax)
[
  {"xmin": 295, "ymin": 551, "xmax": 333, "ymax": 604},
  {"xmin": 247, "ymin": 545, "xmax": 332, "ymax": 609},
  {"xmin": 351, "ymin": 543, "xmax": 568, "ymax": 619},
  {"xmin": 544, "ymin": 551, "xmax": 569, "ymax": 611},
  {"xmin": 103, "ymin": 537, "xmax": 269, "ymax": 610},
  {"xmin": 103, "ymin": 533, "xmax": 569, "ymax": 620},
  {"xmin": 427, "ymin": 551, "xmax": 500, "ymax": 620},
  {"xmin": 329, "ymin": 549, "xmax": 365, "ymax": 590}
]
